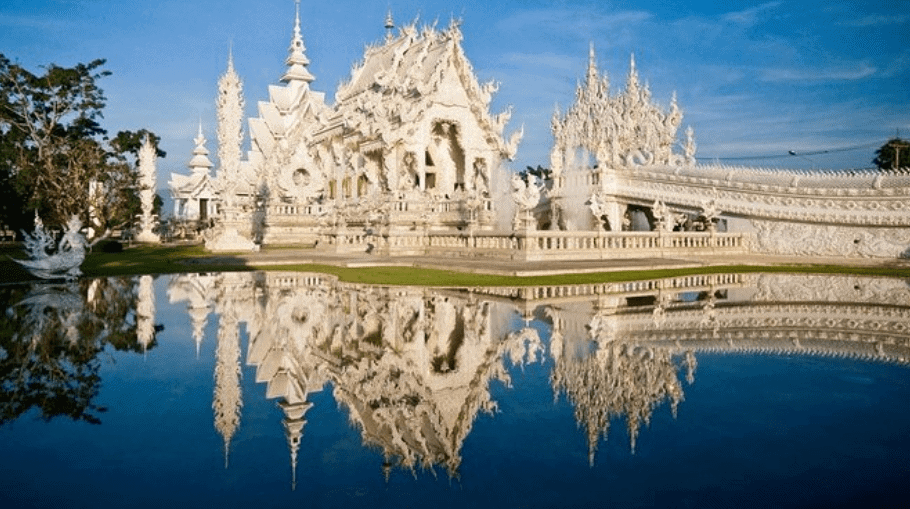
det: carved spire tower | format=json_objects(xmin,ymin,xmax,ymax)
[
  {"xmin": 282, "ymin": 0, "xmax": 315, "ymax": 84},
  {"xmin": 135, "ymin": 135, "xmax": 161, "ymax": 243},
  {"xmin": 216, "ymin": 49, "xmax": 244, "ymax": 210}
]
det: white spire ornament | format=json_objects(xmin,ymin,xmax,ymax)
[
  {"xmin": 189, "ymin": 122, "xmax": 214, "ymax": 177},
  {"xmin": 206, "ymin": 50, "xmax": 259, "ymax": 251},
  {"xmin": 216, "ymin": 50, "xmax": 244, "ymax": 213},
  {"xmin": 134, "ymin": 135, "xmax": 161, "ymax": 243},
  {"xmin": 282, "ymin": 0, "xmax": 315, "ymax": 84}
]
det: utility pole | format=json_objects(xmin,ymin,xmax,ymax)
[{"xmin": 887, "ymin": 139, "xmax": 910, "ymax": 170}]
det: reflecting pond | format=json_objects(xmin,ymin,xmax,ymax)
[{"xmin": 1, "ymin": 272, "xmax": 909, "ymax": 508}]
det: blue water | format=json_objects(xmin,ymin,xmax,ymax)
[{"xmin": 1, "ymin": 275, "xmax": 908, "ymax": 508}]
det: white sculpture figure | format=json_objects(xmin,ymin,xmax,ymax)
[
  {"xmin": 512, "ymin": 174, "xmax": 542, "ymax": 210},
  {"xmin": 21, "ymin": 211, "xmax": 55, "ymax": 260},
  {"xmin": 700, "ymin": 198, "xmax": 721, "ymax": 231},
  {"xmin": 134, "ymin": 135, "xmax": 161, "ymax": 243},
  {"xmin": 652, "ymin": 200, "xmax": 669, "ymax": 232},
  {"xmin": 683, "ymin": 126, "xmax": 697, "ymax": 166},
  {"xmin": 15, "ymin": 214, "xmax": 89, "ymax": 280},
  {"xmin": 511, "ymin": 174, "xmax": 542, "ymax": 230},
  {"xmin": 587, "ymin": 192, "xmax": 611, "ymax": 229}
]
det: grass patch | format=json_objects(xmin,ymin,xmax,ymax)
[{"xmin": 1, "ymin": 243, "xmax": 908, "ymax": 286}]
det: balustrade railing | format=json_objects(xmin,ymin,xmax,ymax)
[{"xmin": 413, "ymin": 230, "xmax": 748, "ymax": 261}]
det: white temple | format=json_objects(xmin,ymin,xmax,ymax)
[
  {"xmin": 169, "ymin": 123, "xmax": 217, "ymax": 225},
  {"xmin": 187, "ymin": 4, "xmax": 521, "ymax": 252},
  {"xmin": 169, "ymin": 4, "xmax": 910, "ymax": 259}
]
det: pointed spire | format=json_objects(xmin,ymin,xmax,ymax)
[
  {"xmin": 282, "ymin": 0, "xmax": 315, "ymax": 84},
  {"xmin": 188, "ymin": 121, "xmax": 214, "ymax": 175},
  {"xmin": 627, "ymin": 53, "xmax": 639, "ymax": 90},
  {"xmin": 227, "ymin": 42, "xmax": 236, "ymax": 75},
  {"xmin": 384, "ymin": 9, "xmax": 395, "ymax": 42},
  {"xmin": 587, "ymin": 42, "xmax": 597, "ymax": 80},
  {"xmin": 195, "ymin": 119, "xmax": 204, "ymax": 145},
  {"xmin": 585, "ymin": 42, "xmax": 600, "ymax": 96}
]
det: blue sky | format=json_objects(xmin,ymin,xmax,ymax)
[{"xmin": 2, "ymin": 0, "xmax": 908, "ymax": 192}]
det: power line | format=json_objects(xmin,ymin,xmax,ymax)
[{"xmin": 696, "ymin": 142, "xmax": 879, "ymax": 161}]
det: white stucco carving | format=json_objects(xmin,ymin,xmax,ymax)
[
  {"xmin": 752, "ymin": 220, "xmax": 910, "ymax": 258},
  {"xmin": 16, "ymin": 214, "xmax": 88, "ymax": 280},
  {"xmin": 134, "ymin": 136, "xmax": 160, "ymax": 243},
  {"xmin": 550, "ymin": 46, "xmax": 688, "ymax": 174}
]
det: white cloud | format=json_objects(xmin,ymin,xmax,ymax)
[
  {"xmin": 761, "ymin": 63, "xmax": 878, "ymax": 82},
  {"xmin": 839, "ymin": 13, "xmax": 910, "ymax": 27},
  {"xmin": 720, "ymin": 1, "xmax": 783, "ymax": 27}
]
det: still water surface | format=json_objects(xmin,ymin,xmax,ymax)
[{"xmin": 1, "ymin": 272, "xmax": 908, "ymax": 508}]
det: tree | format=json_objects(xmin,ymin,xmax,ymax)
[
  {"xmin": 0, "ymin": 54, "xmax": 163, "ymax": 237},
  {"xmin": 518, "ymin": 165, "xmax": 552, "ymax": 184},
  {"xmin": 873, "ymin": 138, "xmax": 910, "ymax": 171}
]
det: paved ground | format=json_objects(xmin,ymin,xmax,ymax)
[{"xmin": 196, "ymin": 247, "xmax": 910, "ymax": 277}]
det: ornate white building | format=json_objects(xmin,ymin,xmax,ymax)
[
  {"xmin": 546, "ymin": 45, "xmax": 910, "ymax": 258},
  {"xmin": 169, "ymin": 123, "xmax": 218, "ymax": 224},
  {"xmin": 170, "ymin": 4, "xmax": 909, "ymax": 259},
  {"xmin": 199, "ymin": 6, "xmax": 521, "ymax": 251}
]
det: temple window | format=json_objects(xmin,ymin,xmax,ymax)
[{"xmin": 292, "ymin": 168, "xmax": 310, "ymax": 187}]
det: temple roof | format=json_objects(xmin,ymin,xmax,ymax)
[{"xmin": 338, "ymin": 21, "xmax": 471, "ymax": 104}]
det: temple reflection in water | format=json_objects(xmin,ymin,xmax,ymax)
[{"xmin": 162, "ymin": 271, "xmax": 910, "ymax": 484}]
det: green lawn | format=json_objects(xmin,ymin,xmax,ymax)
[{"xmin": 1, "ymin": 243, "xmax": 908, "ymax": 286}]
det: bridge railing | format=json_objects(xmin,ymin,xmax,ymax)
[{"xmin": 416, "ymin": 230, "xmax": 748, "ymax": 261}]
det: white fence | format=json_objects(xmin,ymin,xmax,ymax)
[{"xmin": 318, "ymin": 229, "xmax": 749, "ymax": 261}]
